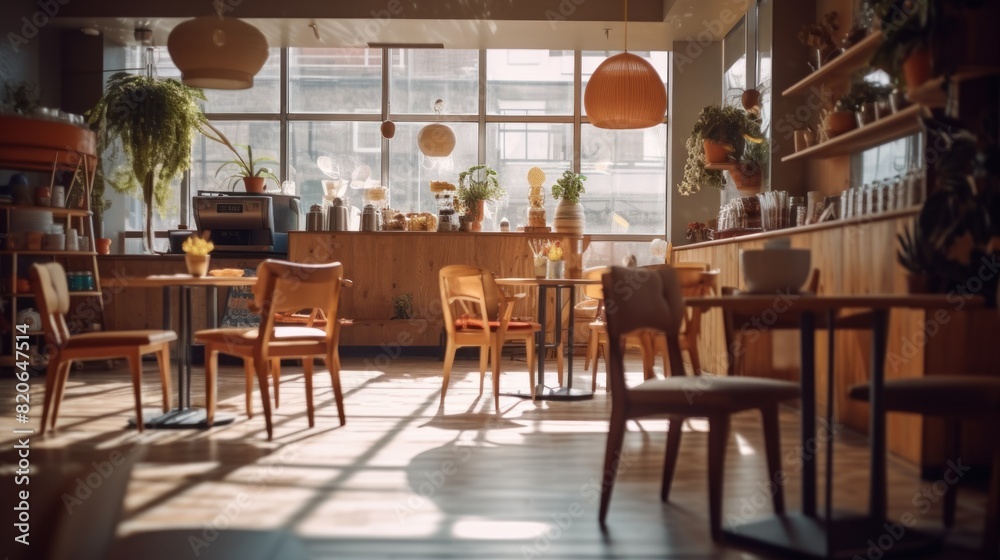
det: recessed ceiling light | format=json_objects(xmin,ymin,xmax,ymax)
[{"xmin": 81, "ymin": 27, "xmax": 100, "ymax": 36}]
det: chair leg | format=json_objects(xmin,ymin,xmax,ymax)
[
  {"xmin": 479, "ymin": 345, "xmax": 489, "ymax": 395},
  {"xmin": 599, "ymin": 408, "xmax": 628, "ymax": 526},
  {"xmin": 50, "ymin": 360, "xmax": 72, "ymax": 429},
  {"xmin": 761, "ymin": 405, "xmax": 785, "ymax": 515},
  {"xmin": 687, "ymin": 334, "xmax": 702, "ymax": 376},
  {"xmin": 327, "ymin": 349, "xmax": 346, "ymax": 426},
  {"xmin": 157, "ymin": 344, "xmax": 171, "ymax": 412},
  {"xmin": 983, "ymin": 443, "xmax": 1000, "ymax": 558},
  {"xmin": 271, "ymin": 358, "xmax": 281, "ymax": 408},
  {"xmin": 254, "ymin": 355, "xmax": 274, "ymax": 440},
  {"xmin": 127, "ymin": 351, "xmax": 145, "ymax": 433},
  {"xmin": 525, "ymin": 337, "xmax": 536, "ymax": 400},
  {"xmin": 640, "ymin": 334, "xmax": 655, "ymax": 380},
  {"xmin": 491, "ymin": 338, "xmax": 502, "ymax": 412},
  {"xmin": 441, "ymin": 341, "xmax": 456, "ymax": 404},
  {"xmin": 40, "ymin": 358, "xmax": 63, "ymax": 435},
  {"xmin": 243, "ymin": 358, "xmax": 255, "ymax": 419},
  {"xmin": 205, "ymin": 348, "xmax": 218, "ymax": 427},
  {"xmin": 661, "ymin": 415, "xmax": 684, "ymax": 502},
  {"xmin": 590, "ymin": 331, "xmax": 600, "ymax": 392},
  {"xmin": 303, "ymin": 356, "xmax": 315, "ymax": 428},
  {"xmin": 943, "ymin": 418, "xmax": 961, "ymax": 529},
  {"xmin": 707, "ymin": 415, "xmax": 731, "ymax": 542},
  {"xmin": 585, "ymin": 328, "xmax": 595, "ymax": 371}
]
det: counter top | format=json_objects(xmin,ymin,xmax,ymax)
[
  {"xmin": 98, "ymin": 252, "xmax": 286, "ymax": 260},
  {"xmin": 290, "ymin": 230, "xmax": 585, "ymax": 238}
]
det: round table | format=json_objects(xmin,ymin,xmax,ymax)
[{"xmin": 496, "ymin": 277, "xmax": 602, "ymax": 401}]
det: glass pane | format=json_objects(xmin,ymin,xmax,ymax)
[
  {"xmin": 724, "ymin": 18, "xmax": 747, "ymax": 105},
  {"xmin": 190, "ymin": 120, "xmax": 282, "ymax": 199},
  {"xmin": 288, "ymin": 121, "xmax": 383, "ymax": 216},
  {"xmin": 288, "ymin": 48, "xmax": 382, "ymax": 114},
  {"xmin": 580, "ymin": 124, "xmax": 667, "ymax": 234},
  {"xmin": 581, "ymin": 51, "xmax": 668, "ymax": 117},
  {"xmin": 390, "ymin": 49, "xmax": 479, "ymax": 115},
  {"xmin": 485, "ymin": 122, "xmax": 572, "ymax": 230},
  {"xmin": 388, "ymin": 122, "xmax": 479, "ymax": 214},
  {"xmin": 584, "ymin": 240, "xmax": 667, "ymax": 269},
  {"xmin": 149, "ymin": 47, "xmax": 281, "ymax": 113},
  {"xmin": 486, "ymin": 50, "xmax": 574, "ymax": 116}
]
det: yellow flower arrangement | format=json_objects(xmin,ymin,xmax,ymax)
[
  {"xmin": 181, "ymin": 232, "xmax": 214, "ymax": 256},
  {"xmin": 547, "ymin": 241, "xmax": 563, "ymax": 262}
]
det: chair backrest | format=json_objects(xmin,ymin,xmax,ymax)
[
  {"xmin": 255, "ymin": 260, "xmax": 344, "ymax": 343},
  {"xmin": 30, "ymin": 262, "xmax": 72, "ymax": 346},
  {"xmin": 582, "ymin": 266, "xmax": 610, "ymax": 300},
  {"xmin": 439, "ymin": 265, "xmax": 492, "ymax": 343},
  {"xmin": 601, "ymin": 265, "xmax": 687, "ymax": 396}
]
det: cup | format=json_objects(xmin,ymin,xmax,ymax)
[
  {"xmin": 65, "ymin": 228, "xmax": 79, "ymax": 251},
  {"xmin": 51, "ymin": 185, "xmax": 66, "ymax": 208},
  {"xmin": 26, "ymin": 231, "xmax": 43, "ymax": 250},
  {"xmin": 794, "ymin": 130, "xmax": 812, "ymax": 152},
  {"xmin": 79, "ymin": 236, "xmax": 89, "ymax": 251},
  {"xmin": 35, "ymin": 186, "xmax": 51, "ymax": 207}
]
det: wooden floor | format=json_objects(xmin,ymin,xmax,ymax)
[{"xmin": 1, "ymin": 353, "xmax": 993, "ymax": 559}]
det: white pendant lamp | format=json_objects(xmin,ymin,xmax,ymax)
[
  {"xmin": 417, "ymin": 99, "xmax": 456, "ymax": 157},
  {"xmin": 167, "ymin": 0, "xmax": 268, "ymax": 90},
  {"xmin": 584, "ymin": 0, "xmax": 667, "ymax": 129}
]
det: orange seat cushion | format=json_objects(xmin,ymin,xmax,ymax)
[
  {"xmin": 456, "ymin": 317, "xmax": 539, "ymax": 331},
  {"xmin": 65, "ymin": 330, "xmax": 176, "ymax": 348}
]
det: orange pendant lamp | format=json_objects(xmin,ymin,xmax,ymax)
[
  {"xmin": 167, "ymin": 1, "xmax": 268, "ymax": 90},
  {"xmin": 584, "ymin": 0, "xmax": 667, "ymax": 129}
]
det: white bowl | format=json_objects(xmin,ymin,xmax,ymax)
[{"xmin": 740, "ymin": 248, "xmax": 811, "ymax": 293}]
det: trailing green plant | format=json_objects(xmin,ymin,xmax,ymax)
[
  {"xmin": 550, "ymin": 170, "xmax": 587, "ymax": 204},
  {"xmin": 3, "ymin": 81, "xmax": 39, "ymax": 115},
  {"xmin": 87, "ymin": 72, "xmax": 209, "ymax": 252},
  {"xmin": 678, "ymin": 104, "xmax": 763, "ymax": 195},
  {"xmin": 677, "ymin": 135, "xmax": 724, "ymax": 195},
  {"xmin": 456, "ymin": 164, "xmax": 505, "ymax": 216}
]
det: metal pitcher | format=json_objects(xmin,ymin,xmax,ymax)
[
  {"xmin": 328, "ymin": 197, "xmax": 349, "ymax": 231},
  {"xmin": 360, "ymin": 204, "xmax": 379, "ymax": 232}
]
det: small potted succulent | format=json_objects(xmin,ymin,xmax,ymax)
[
  {"xmin": 181, "ymin": 231, "xmax": 214, "ymax": 277},
  {"xmin": 215, "ymin": 144, "xmax": 279, "ymax": 193}
]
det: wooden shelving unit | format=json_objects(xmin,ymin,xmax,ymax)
[
  {"xmin": 782, "ymin": 33, "xmax": 882, "ymax": 97},
  {"xmin": 781, "ymin": 105, "xmax": 928, "ymax": 162},
  {"xmin": 906, "ymin": 67, "xmax": 1000, "ymax": 108}
]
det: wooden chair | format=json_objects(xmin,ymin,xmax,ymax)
[
  {"xmin": 439, "ymin": 265, "xmax": 540, "ymax": 410},
  {"xmin": 588, "ymin": 263, "xmax": 716, "ymax": 389},
  {"xmin": 597, "ymin": 265, "xmax": 801, "ymax": 540},
  {"xmin": 30, "ymin": 262, "xmax": 174, "ymax": 434},
  {"xmin": 848, "ymin": 351, "xmax": 1000, "ymax": 555},
  {"xmin": 194, "ymin": 260, "xmax": 347, "ymax": 440}
]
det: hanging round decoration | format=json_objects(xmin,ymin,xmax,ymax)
[{"xmin": 380, "ymin": 120, "xmax": 396, "ymax": 139}]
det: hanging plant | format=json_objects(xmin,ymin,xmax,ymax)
[{"xmin": 87, "ymin": 72, "xmax": 210, "ymax": 252}]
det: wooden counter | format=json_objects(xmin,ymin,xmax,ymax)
[
  {"xmin": 289, "ymin": 231, "xmax": 588, "ymax": 347},
  {"xmin": 673, "ymin": 211, "xmax": 999, "ymax": 475}
]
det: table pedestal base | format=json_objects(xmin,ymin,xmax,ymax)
[
  {"xmin": 503, "ymin": 385, "xmax": 594, "ymax": 401},
  {"xmin": 724, "ymin": 513, "xmax": 941, "ymax": 559},
  {"xmin": 129, "ymin": 408, "xmax": 236, "ymax": 430}
]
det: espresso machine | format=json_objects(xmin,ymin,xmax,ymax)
[{"xmin": 193, "ymin": 191, "xmax": 300, "ymax": 253}]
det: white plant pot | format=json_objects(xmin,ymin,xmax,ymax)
[{"xmin": 546, "ymin": 260, "xmax": 565, "ymax": 279}]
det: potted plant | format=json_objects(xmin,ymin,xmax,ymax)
[
  {"xmin": 677, "ymin": 135, "xmax": 725, "ymax": 195},
  {"xmin": 691, "ymin": 105, "xmax": 756, "ymax": 164},
  {"xmin": 550, "ymin": 170, "xmax": 587, "ymax": 235},
  {"xmin": 797, "ymin": 11, "xmax": 841, "ymax": 71},
  {"xmin": 827, "ymin": 93, "xmax": 859, "ymax": 138},
  {"xmin": 733, "ymin": 139, "xmax": 768, "ymax": 191},
  {"xmin": 679, "ymin": 104, "xmax": 765, "ymax": 195},
  {"xmin": 392, "ymin": 293, "xmax": 414, "ymax": 320},
  {"xmin": 204, "ymin": 123, "xmax": 279, "ymax": 193},
  {"xmin": 457, "ymin": 164, "xmax": 505, "ymax": 232},
  {"xmin": 88, "ymin": 72, "xmax": 209, "ymax": 253},
  {"xmin": 181, "ymin": 231, "xmax": 214, "ymax": 277}
]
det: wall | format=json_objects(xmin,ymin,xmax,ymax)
[{"xmin": 668, "ymin": 40, "xmax": 722, "ymax": 245}]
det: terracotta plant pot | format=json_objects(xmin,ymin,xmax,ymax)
[
  {"xmin": 703, "ymin": 140, "xmax": 731, "ymax": 164},
  {"xmin": 826, "ymin": 111, "xmax": 857, "ymax": 138},
  {"xmin": 903, "ymin": 48, "xmax": 932, "ymax": 90},
  {"xmin": 185, "ymin": 254, "xmax": 210, "ymax": 277},
  {"xmin": 95, "ymin": 237, "xmax": 112, "ymax": 255},
  {"xmin": 242, "ymin": 176, "xmax": 266, "ymax": 193},
  {"xmin": 553, "ymin": 199, "xmax": 585, "ymax": 235},
  {"xmin": 730, "ymin": 167, "xmax": 762, "ymax": 192},
  {"xmin": 470, "ymin": 200, "xmax": 485, "ymax": 232}
]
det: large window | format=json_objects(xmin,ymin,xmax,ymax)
[{"xmin": 102, "ymin": 47, "xmax": 670, "ymax": 250}]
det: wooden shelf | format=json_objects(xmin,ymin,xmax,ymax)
[
  {"xmin": 4, "ymin": 291, "xmax": 100, "ymax": 297},
  {"xmin": 781, "ymin": 105, "xmax": 928, "ymax": 162},
  {"xmin": 0, "ymin": 250, "xmax": 98, "ymax": 256},
  {"xmin": 0, "ymin": 204, "xmax": 91, "ymax": 217},
  {"xmin": 782, "ymin": 33, "xmax": 882, "ymax": 97},
  {"xmin": 906, "ymin": 67, "xmax": 1000, "ymax": 108}
]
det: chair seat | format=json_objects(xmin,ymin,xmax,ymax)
[
  {"xmin": 65, "ymin": 330, "xmax": 176, "ymax": 348},
  {"xmin": 629, "ymin": 376, "xmax": 800, "ymax": 410},
  {"xmin": 455, "ymin": 318, "xmax": 540, "ymax": 331},
  {"xmin": 574, "ymin": 300, "xmax": 599, "ymax": 320},
  {"xmin": 848, "ymin": 376, "xmax": 1000, "ymax": 417},
  {"xmin": 195, "ymin": 326, "xmax": 327, "ymax": 345}
]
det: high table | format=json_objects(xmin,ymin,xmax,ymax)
[
  {"xmin": 496, "ymin": 277, "xmax": 601, "ymax": 401},
  {"xmin": 685, "ymin": 293, "xmax": 986, "ymax": 559},
  {"xmin": 113, "ymin": 274, "xmax": 258, "ymax": 429}
]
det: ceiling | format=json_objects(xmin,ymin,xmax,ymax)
[{"xmin": 53, "ymin": 0, "xmax": 750, "ymax": 50}]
